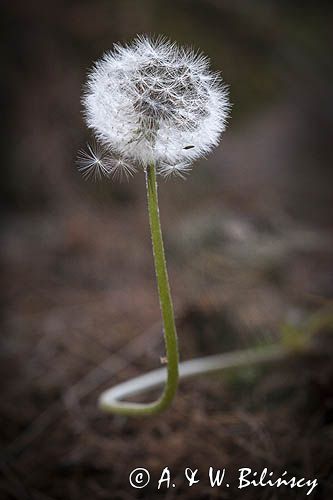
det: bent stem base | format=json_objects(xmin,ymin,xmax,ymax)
[{"xmin": 99, "ymin": 344, "xmax": 287, "ymax": 415}]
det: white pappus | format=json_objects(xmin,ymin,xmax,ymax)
[{"xmin": 78, "ymin": 35, "xmax": 230, "ymax": 180}]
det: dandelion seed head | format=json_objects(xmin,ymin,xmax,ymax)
[{"xmin": 82, "ymin": 35, "xmax": 230, "ymax": 172}]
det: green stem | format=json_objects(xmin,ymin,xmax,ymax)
[
  {"xmin": 99, "ymin": 163, "xmax": 321, "ymax": 416},
  {"xmin": 99, "ymin": 163, "xmax": 179, "ymax": 416}
]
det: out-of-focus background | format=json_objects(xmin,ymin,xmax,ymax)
[{"xmin": 1, "ymin": 1, "xmax": 333, "ymax": 499}]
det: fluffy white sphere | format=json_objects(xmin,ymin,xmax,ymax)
[{"xmin": 82, "ymin": 36, "xmax": 230, "ymax": 176}]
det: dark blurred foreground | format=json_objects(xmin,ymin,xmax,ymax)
[{"xmin": 1, "ymin": 1, "xmax": 333, "ymax": 499}]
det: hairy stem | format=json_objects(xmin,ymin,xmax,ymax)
[{"xmin": 99, "ymin": 163, "xmax": 179, "ymax": 415}]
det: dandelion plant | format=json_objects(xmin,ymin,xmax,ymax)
[{"xmin": 78, "ymin": 36, "xmax": 286, "ymax": 416}]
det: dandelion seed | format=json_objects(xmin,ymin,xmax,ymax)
[
  {"xmin": 159, "ymin": 161, "xmax": 193, "ymax": 180},
  {"xmin": 76, "ymin": 141, "xmax": 111, "ymax": 181},
  {"xmin": 109, "ymin": 157, "xmax": 137, "ymax": 181}
]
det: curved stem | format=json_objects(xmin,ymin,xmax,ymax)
[
  {"xmin": 99, "ymin": 344, "xmax": 286, "ymax": 413},
  {"xmin": 99, "ymin": 163, "xmax": 179, "ymax": 416},
  {"xmin": 99, "ymin": 163, "xmax": 325, "ymax": 417}
]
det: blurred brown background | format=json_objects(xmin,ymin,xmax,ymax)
[{"xmin": 1, "ymin": 1, "xmax": 333, "ymax": 499}]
